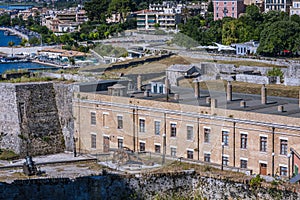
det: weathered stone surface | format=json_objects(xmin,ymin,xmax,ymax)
[
  {"xmin": 0, "ymin": 82, "xmax": 68, "ymax": 156},
  {"xmin": 0, "ymin": 172, "xmax": 298, "ymax": 200}
]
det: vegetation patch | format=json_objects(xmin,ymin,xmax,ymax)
[
  {"xmin": 0, "ymin": 149, "xmax": 19, "ymax": 160},
  {"xmin": 93, "ymin": 44, "xmax": 127, "ymax": 58}
]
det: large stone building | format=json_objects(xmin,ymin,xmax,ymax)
[{"xmin": 73, "ymin": 79, "xmax": 300, "ymax": 178}]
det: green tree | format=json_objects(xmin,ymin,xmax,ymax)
[
  {"xmin": 29, "ymin": 37, "xmax": 40, "ymax": 46},
  {"xmin": 108, "ymin": 0, "xmax": 133, "ymax": 23},
  {"xmin": 68, "ymin": 57, "xmax": 75, "ymax": 65},
  {"xmin": 222, "ymin": 19, "xmax": 242, "ymax": 45},
  {"xmin": 20, "ymin": 38, "xmax": 28, "ymax": 47},
  {"xmin": 84, "ymin": 0, "xmax": 109, "ymax": 22},
  {"xmin": 257, "ymin": 21, "xmax": 300, "ymax": 56},
  {"xmin": 0, "ymin": 14, "xmax": 11, "ymax": 26},
  {"xmin": 207, "ymin": 1, "xmax": 214, "ymax": 13},
  {"xmin": 267, "ymin": 67, "xmax": 284, "ymax": 81}
]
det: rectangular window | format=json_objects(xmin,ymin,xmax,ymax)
[
  {"xmin": 241, "ymin": 134, "xmax": 247, "ymax": 149},
  {"xmin": 91, "ymin": 112, "xmax": 96, "ymax": 125},
  {"xmin": 222, "ymin": 156, "xmax": 229, "ymax": 166},
  {"xmin": 240, "ymin": 159, "xmax": 248, "ymax": 169},
  {"xmin": 187, "ymin": 126, "xmax": 193, "ymax": 140},
  {"xmin": 155, "ymin": 145, "xmax": 161, "ymax": 153},
  {"xmin": 204, "ymin": 128, "xmax": 210, "ymax": 143},
  {"xmin": 222, "ymin": 131, "xmax": 229, "ymax": 146},
  {"xmin": 139, "ymin": 119, "xmax": 145, "ymax": 132},
  {"xmin": 280, "ymin": 166, "xmax": 288, "ymax": 176},
  {"xmin": 91, "ymin": 134, "xmax": 96, "ymax": 148},
  {"xmin": 118, "ymin": 138, "xmax": 123, "ymax": 149},
  {"xmin": 280, "ymin": 139, "xmax": 288, "ymax": 155},
  {"xmin": 103, "ymin": 114, "xmax": 108, "ymax": 127},
  {"xmin": 260, "ymin": 137, "xmax": 267, "ymax": 152},
  {"xmin": 170, "ymin": 123, "xmax": 177, "ymax": 137},
  {"xmin": 171, "ymin": 147, "xmax": 176, "ymax": 157},
  {"xmin": 154, "ymin": 121, "xmax": 160, "ymax": 135},
  {"xmin": 117, "ymin": 116, "xmax": 123, "ymax": 129},
  {"xmin": 204, "ymin": 153, "xmax": 211, "ymax": 162},
  {"xmin": 140, "ymin": 142, "xmax": 145, "ymax": 152},
  {"xmin": 187, "ymin": 150, "xmax": 193, "ymax": 159}
]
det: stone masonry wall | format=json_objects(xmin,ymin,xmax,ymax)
[
  {"xmin": 15, "ymin": 82, "xmax": 64, "ymax": 156},
  {"xmin": 53, "ymin": 83, "xmax": 74, "ymax": 151},
  {"xmin": 0, "ymin": 84, "xmax": 22, "ymax": 154},
  {"xmin": 0, "ymin": 172, "xmax": 298, "ymax": 200}
]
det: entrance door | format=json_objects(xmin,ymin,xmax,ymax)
[
  {"xmin": 103, "ymin": 136, "xmax": 110, "ymax": 153},
  {"xmin": 260, "ymin": 163, "xmax": 267, "ymax": 175},
  {"xmin": 295, "ymin": 165, "xmax": 299, "ymax": 175}
]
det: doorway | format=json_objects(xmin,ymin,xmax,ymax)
[
  {"xmin": 103, "ymin": 136, "xmax": 110, "ymax": 153},
  {"xmin": 260, "ymin": 163, "xmax": 267, "ymax": 175}
]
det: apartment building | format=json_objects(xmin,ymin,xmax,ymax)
[
  {"xmin": 136, "ymin": 10, "xmax": 181, "ymax": 30},
  {"xmin": 213, "ymin": 0, "xmax": 244, "ymax": 20},
  {"xmin": 73, "ymin": 79, "xmax": 300, "ymax": 178},
  {"xmin": 290, "ymin": 0, "xmax": 300, "ymax": 15},
  {"xmin": 42, "ymin": 8, "xmax": 88, "ymax": 33},
  {"xmin": 265, "ymin": 0, "xmax": 292, "ymax": 12},
  {"xmin": 136, "ymin": 1, "xmax": 183, "ymax": 30}
]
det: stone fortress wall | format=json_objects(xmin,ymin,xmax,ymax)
[
  {"xmin": 0, "ymin": 82, "xmax": 74, "ymax": 156},
  {"xmin": 0, "ymin": 172, "xmax": 298, "ymax": 199}
]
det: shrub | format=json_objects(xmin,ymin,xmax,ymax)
[
  {"xmin": 250, "ymin": 175, "xmax": 264, "ymax": 189},
  {"xmin": 0, "ymin": 149, "xmax": 19, "ymax": 160}
]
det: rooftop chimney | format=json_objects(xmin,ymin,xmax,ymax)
[
  {"xmin": 278, "ymin": 105, "xmax": 284, "ymax": 112},
  {"xmin": 206, "ymin": 97, "xmax": 211, "ymax": 105},
  {"xmin": 211, "ymin": 98, "xmax": 217, "ymax": 109},
  {"xmin": 137, "ymin": 75, "xmax": 142, "ymax": 91},
  {"xmin": 227, "ymin": 81, "xmax": 232, "ymax": 101},
  {"xmin": 240, "ymin": 100, "xmax": 246, "ymax": 108},
  {"xmin": 261, "ymin": 84, "xmax": 267, "ymax": 104},
  {"xmin": 194, "ymin": 81, "xmax": 200, "ymax": 98},
  {"xmin": 165, "ymin": 77, "xmax": 170, "ymax": 94},
  {"xmin": 174, "ymin": 93, "xmax": 180, "ymax": 101},
  {"xmin": 144, "ymin": 90, "xmax": 150, "ymax": 97}
]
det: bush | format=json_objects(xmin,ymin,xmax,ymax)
[
  {"xmin": 0, "ymin": 149, "xmax": 19, "ymax": 160},
  {"xmin": 250, "ymin": 175, "xmax": 264, "ymax": 189}
]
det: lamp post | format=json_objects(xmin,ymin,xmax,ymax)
[
  {"xmin": 272, "ymin": 152, "xmax": 275, "ymax": 177},
  {"xmin": 287, "ymin": 153, "xmax": 292, "ymax": 179},
  {"xmin": 221, "ymin": 142, "xmax": 225, "ymax": 171}
]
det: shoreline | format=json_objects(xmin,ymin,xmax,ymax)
[{"xmin": 0, "ymin": 27, "xmax": 29, "ymax": 40}]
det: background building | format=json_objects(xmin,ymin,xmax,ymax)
[
  {"xmin": 290, "ymin": 0, "xmax": 300, "ymax": 15},
  {"xmin": 213, "ymin": 0, "xmax": 244, "ymax": 20},
  {"xmin": 265, "ymin": 0, "xmax": 292, "ymax": 12}
]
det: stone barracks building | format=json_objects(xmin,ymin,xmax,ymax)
[{"xmin": 73, "ymin": 78, "xmax": 300, "ymax": 178}]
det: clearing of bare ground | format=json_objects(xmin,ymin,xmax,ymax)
[{"xmin": 102, "ymin": 55, "xmax": 191, "ymax": 80}]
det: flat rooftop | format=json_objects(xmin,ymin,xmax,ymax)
[{"xmin": 77, "ymin": 81, "xmax": 300, "ymax": 118}]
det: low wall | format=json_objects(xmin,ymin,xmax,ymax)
[
  {"xmin": 236, "ymin": 74, "xmax": 278, "ymax": 84},
  {"xmin": 0, "ymin": 172, "xmax": 298, "ymax": 199},
  {"xmin": 104, "ymin": 53, "xmax": 173, "ymax": 72}
]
